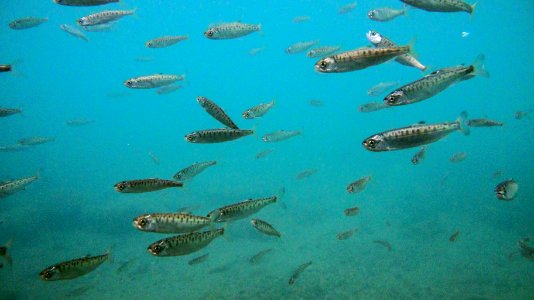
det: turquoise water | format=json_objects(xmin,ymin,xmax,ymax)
[{"xmin": 1, "ymin": 0, "xmax": 534, "ymax": 299}]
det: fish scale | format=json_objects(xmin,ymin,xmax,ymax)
[
  {"xmin": 401, "ymin": 0, "xmax": 475, "ymax": 14},
  {"xmin": 185, "ymin": 128, "xmax": 253, "ymax": 143},
  {"xmin": 315, "ymin": 46, "xmax": 410, "ymax": 73},
  {"xmin": 40, "ymin": 253, "xmax": 109, "ymax": 281},
  {"xmin": 366, "ymin": 31, "xmax": 426, "ymax": 71},
  {"xmin": 147, "ymin": 229, "xmax": 224, "ymax": 256},
  {"xmin": 133, "ymin": 213, "xmax": 214, "ymax": 233},
  {"xmin": 209, "ymin": 196, "xmax": 277, "ymax": 222},
  {"xmin": 197, "ymin": 96, "xmax": 239, "ymax": 129}
]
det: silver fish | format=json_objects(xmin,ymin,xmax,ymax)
[
  {"xmin": 296, "ymin": 169, "xmax": 318, "ymax": 180},
  {"xmin": 18, "ymin": 136, "xmax": 55, "ymax": 146},
  {"xmin": 147, "ymin": 229, "xmax": 224, "ymax": 257},
  {"xmin": 147, "ymin": 151, "xmax": 160, "ymax": 165},
  {"xmin": 467, "ymin": 118, "xmax": 503, "ymax": 127},
  {"xmin": 40, "ymin": 253, "xmax": 110, "ymax": 281},
  {"xmin": 449, "ymin": 151, "xmax": 467, "ymax": 163},
  {"xmin": 185, "ymin": 129, "xmax": 253, "ymax": 143},
  {"xmin": 285, "ymin": 40, "xmax": 320, "ymax": 54},
  {"xmin": 495, "ymin": 179, "xmax": 518, "ymax": 201},
  {"xmin": 288, "ymin": 261, "xmax": 312, "ymax": 285},
  {"xmin": 77, "ymin": 10, "xmax": 135, "ymax": 26},
  {"xmin": 249, "ymin": 248, "xmax": 272, "ymax": 264},
  {"xmin": 0, "ymin": 144, "xmax": 29, "ymax": 152},
  {"xmin": 292, "ymin": 16, "xmax": 311, "ymax": 23},
  {"xmin": 338, "ymin": 2, "xmax": 357, "ymax": 14},
  {"xmin": 0, "ymin": 108, "xmax": 22, "ymax": 117},
  {"xmin": 204, "ymin": 22, "xmax": 261, "ymax": 39},
  {"xmin": 60, "ymin": 24, "xmax": 88, "ymax": 41},
  {"xmin": 262, "ymin": 130, "xmax": 301, "ymax": 142},
  {"xmin": 0, "ymin": 173, "xmax": 38, "ymax": 198},
  {"xmin": 337, "ymin": 229, "xmax": 357, "ymax": 240},
  {"xmin": 346, "ymin": 176, "xmax": 371, "ymax": 193},
  {"xmin": 366, "ymin": 30, "xmax": 426, "ymax": 71},
  {"xmin": 344, "ymin": 206, "xmax": 360, "ymax": 216},
  {"xmin": 156, "ymin": 85, "xmax": 182, "ymax": 95},
  {"xmin": 242, "ymin": 100, "xmax": 275, "ymax": 119},
  {"xmin": 188, "ymin": 253, "xmax": 209, "ymax": 266},
  {"xmin": 207, "ymin": 196, "xmax": 277, "ymax": 223},
  {"xmin": 384, "ymin": 55, "xmax": 488, "ymax": 106},
  {"xmin": 81, "ymin": 23, "xmax": 114, "ymax": 32},
  {"xmin": 145, "ymin": 36, "xmax": 188, "ymax": 48},
  {"xmin": 251, "ymin": 219, "xmax": 281, "ymax": 238},
  {"xmin": 66, "ymin": 118, "xmax": 94, "ymax": 126},
  {"xmin": 411, "ymin": 146, "xmax": 427, "ymax": 165},
  {"xmin": 255, "ymin": 149, "xmax": 273, "ymax": 159},
  {"xmin": 114, "ymin": 179, "xmax": 183, "ymax": 193},
  {"xmin": 124, "ymin": 74, "xmax": 184, "ymax": 89},
  {"xmin": 197, "ymin": 96, "xmax": 239, "ymax": 129},
  {"xmin": 367, "ymin": 81, "xmax": 400, "ymax": 97},
  {"xmin": 9, "ymin": 17, "xmax": 48, "ymax": 30},
  {"xmin": 363, "ymin": 112, "xmax": 470, "ymax": 152},
  {"xmin": 401, "ymin": 0, "xmax": 476, "ymax": 15},
  {"xmin": 367, "ymin": 7, "xmax": 407, "ymax": 22},
  {"xmin": 248, "ymin": 47, "xmax": 265, "ymax": 56},
  {"xmin": 359, "ymin": 102, "xmax": 390, "ymax": 113},
  {"xmin": 173, "ymin": 161, "xmax": 217, "ymax": 181},
  {"xmin": 132, "ymin": 212, "xmax": 218, "ymax": 234},
  {"xmin": 306, "ymin": 46, "xmax": 341, "ymax": 58},
  {"xmin": 54, "ymin": 0, "xmax": 119, "ymax": 6}
]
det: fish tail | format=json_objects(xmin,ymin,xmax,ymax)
[
  {"xmin": 406, "ymin": 37, "xmax": 418, "ymax": 58},
  {"xmin": 471, "ymin": 54, "xmax": 489, "ymax": 78},
  {"xmin": 470, "ymin": 2, "xmax": 477, "ymax": 16},
  {"xmin": 456, "ymin": 111, "xmax": 470, "ymax": 136},
  {"xmin": 208, "ymin": 209, "xmax": 221, "ymax": 224}
]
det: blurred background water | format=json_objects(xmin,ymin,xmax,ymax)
[{"xmin": 1, "ymin": 0, "xmax": 533, "ymax": 299}]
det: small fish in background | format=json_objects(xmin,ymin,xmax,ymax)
[
  {"xmin": 373, "ymin": 240, "xmax": 392, "ymax": 251},
  {"xmin": 251, "ymin": 219, "xmax": 281, "ymax": 238},
  {"xmin": 306, "ymin": 46, "xmax": 341, "ymax": 58},
  {"xmin": 367, "ymin": 81, "xmax": 400, "ymax": 97},
  {"xmin": 449, "ymin": 230, "xmax": 460, "ymax": 242},
  {"xmin": 517, "ymin": 237, "xmax": 534, "ymax": 260},
  {"xmin": 81, "ymin": 23, "xmax": 114, "ymax": 32},
  {"xmin": 114, "ymin": 179, "xmax": 183, "ymax": 193},
  {"xmin": 492, "ymin": 170, "xmax": 502, "ymax": 179},
  {"xmin": 467, "ymin": 118, "xmax": 503, "ymax": 127},
  {"xmin": 156, "ymin": 84, "xmax": 182, "ymax": 95},
  {"xmin": 204, "ymin": 22, "xmax": 261, "ymax": 39},
  {"xmin": 401, "ymin": 0, "xmax": 476, "ymax": 15},
  {"xmin": 344, "ymin": 206, "xmax": 360, "ymax": 216},
  {"xmin": 461, "ymin": 31, "xmax": 470, "ymax": 38},
  {"xmin": 66, "ymin": 118, "xmax": 94, "ymax": 127},
  {"xmin": 296, "ymin": 169, "xmax": 318, "ymax": 180},
  {"xmin": 248, "ymin": 47, "xmax": 265, "ymax": 56},
  {"xmin": 54, "ymin": 0, "xmax": 119, "ymax": 6},
  {"xmin": 285, "ymin": 40, "xmax": 320, "ymax": 55},
  {"xmin": 366, "ymin": 31, "xmax": 426, "ymax": 72},
  {"xmin": 262, "ymin": 130, "xmax": 301, "ymax": 142},
  {"xmin": 173, "ymin": 161, "xmax": 217, "ymax": 181},
  {"xmin": 197, "ymin": 96, "xmax": 239, "ymax": 129},
  {"xmin": 514, "ymin": 111, "xmax": 531, "ymax": 120},
  {"xmin": 134, "ymin": 56, "xmax": 154, "ymax": 63},
  {"xmin": 292, "ymin": 16, "xmax": 311, "ymax": 23},
  {"xmin": 207, "ymin": 196, "xmax": 277, "ymax": 223},
  {"xmin": 359, "ymin": 102, "xmax": 390, "ymax": 113},
  {"xmin": 242, "ymin": 100, "xmax": 276, "ymax": 119},
  {"xmin": 0, "ymin": 240, "xmax": 13, "ymax": 267},
  {"xmin": 60, "ymin": 24, "xmax": 89, "ymax": 41},
  {"xmin": 308, "ymin": 99, "xmax": 324, "ymax": 107},
  {"xmin": 255, "ymin": 149, "xmax": 274, "ymax": 159},
  {"xmin": 147, "ymin": 229, "xmax": 224, "ymax": 257},
  {"xmin": 124, "ymin": 74, "xmax": 185, "ymax": 89},
  {"xmin": 346, "ymin": 176, "xmax": 371, "ymax": 193},
  {"xmin": 0, "ymin": 108, "xmax": 22, "ymax": 117},
  {"xmin": 18, "ymin": 136, "xmax": 55, "ymax": 146},
  {"xmin": 411, "ymin": 146, "xmax": 427, "ymax": 165},
  {"xmin": 116, "ymin": 258, "xmax": 137, "ymax": 274},
  {"xmin": 337, "ymin": 229, "xmax": 357, "ymax": 240},
  {"xmin": 145, "ymin": 36, "xmax": 188, "ymax": 48},
  {"xmin": 185, "ymin": 129, "xmax": 254, "ymax": 143},
  {"xmin": 288, "ymin": 261, "xmax": 312, "ymax": 285},
  {"xmin": 495, "ymin": 179, "xmax": 518, "ymax": 201},
  {"xmin": 0, "ymin": 144, "xmax": 29, "ymax": 152},
  {"xmin": 39, "ymin": 252, "xmax": 110, "ymax": 281},
  {"xmin": 449, "ymin": 152, "xmax": 467, "ymax": 163},
  {"xmin": 0, "ymin": 64, "xmax": 12, "ymax": 72},
  {"xmin": 188, "ymin": 253, "xmax": 209, "ymax": 266},
  {"xmin": 147, "ymin": 151, "xmax": 160, "ymax": 165},
  {"xmin": 77, "ymin": 10, "xmax": 135, "ymax": 26},
  {"xmin": 338, "ymin": 2, "xmax": 357, "ymax": 14},
  {"xmin": 9, "ymin": 17, "xmax": 48, "ymax": 30},
  {"xmin": 64, "ymin": 285, "xmax": 95, "ymax": 298},
  {"xmin": 249, "ymin": 248, "xmax": 272, "ymax": 265},
  {"xmin": 367, "ymin": 7, "xmax": 407, "ymax": 22}
]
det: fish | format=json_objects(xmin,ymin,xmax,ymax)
[
  {"xmin": 346, "ymin": 176, "xmax": 371, "ymax": 193},
  {"xmin": 249, "ymin": 248, "xmax": 272, "ymax": 264},
  {"xmin": 461, "ymin": 32, "xmax": 470, "ymax": 38},
  {"xmin": 132, "ymin": 212, "xmax": 218, "ymax": 234},
  {"xmin": 401, "ymin": 0, "xmax": 476, "ymax": 15},
  {"xmin": 367, "ymin": 81, "xmax": 401, "ymax": 97},
  {"xmin": 204, "ymin": 22, "xmax": 261, "ymax": 39},
  {"xmin": 185, "ymin": 129, "xmax": 253, "ymax": 143},
  {"xmin": 262, "ymin": 130, "xmax": 301, "ymax": 142},
  {"xmin": 0, "ymin": 144, "xmax": 30, "ymax": 152},
  {"xmin": 147, "ymin": 229, "xmax": 224, "ymax": 257},
  {"xmin": 39, "ymin": 252, "xmax": 110, "ymax": 281},
  {"xmin": 449, "ymin": 152, "xmax": 467, "ymax": 163},
  {"xmin": 338, "ymin": 2, "xmax": 357, "ymax": 14},
  {"xmin": 156, "ymin": 85, "xmax": 182, "ymax": 95},
  {"xmin": 54, "ymin": 0, "xmax": 119, "ymax": 6},
  {"xmin": 306, "ymin": 46, "xmax": 341, "ymax": 58},
  {"xmin": 518, "ymin": 238, "xmax": 534, "ymax": 260},
  {"xmin": 366, "ymin": 31, "xmax": 426, "ymax": 71},
  {"xmin": 373, "ymin": 240, "xmax": 392, "ymax": 251},
  {"xmin": 77, "ymin": 10, "xmax": 135, "ymax": 26},
  {"xmin": 0, "ymin": 240, "xmax": 13, "ymax": 267},
  {"xmin": 188, "ymin": 253, "xmax": 209, "ymax": 266},
  {"xmin": 0, "ymin": 173, "xmax": 39, "ymax": 198},
  {"xmin": 467, "ymin": 118, "xmax": 504, "ymax": 127},
  {"xmin": 337, "ymin": 229, "xmax": 357, "ymax": 240},
  {"xmin": 116, "ymin": 258, "xmax": 137, "ymax": 273},
  {"xmin": 81, "ymin": 23, "xmax": 114, "ymax": 32},
  {"xmin": 242, "ymin": 100, "xmax": 276, "ymax": 119},
  {"xmin": 255, "ymin": 149, "xmax": 274, "ymax": 159},
  {"xmin": 65, "ymin": 286, "xmax": 95, "ymax": 298},
  {"xmin": 197, "ymin": 96, "xmax": 239, "ymax": 129},
  {"xmin": 248, "ymin": 47, "xmax": 265, "ymax": 56},
  {"xmin": 60, "ymin": 24, "xmax": 89, "ymax": 41},
  {"xmin": 363, "ymin": 112, "xmax": 470, "ymax": 152},
  {"xmin": 145, "ymin": 36, "xmax": 188, "ymax": 48},
  {"xmin": 18, "ymin": 136, "xmax": 55, "ymax": 146},
  {"xmin": 411, "ymin": 146, "xmax": 427, "ymax": 165},
  {"xmin": 296, "ymin": 169, "xmax": 318, "ymax": 180},
  {"xmin": 359, "ymin": 102, "xmax": 390, "ymax": 113},
  {"xmin": 173, "ymin": 161, "xmax": 217, "ymax": 181},
  {"xmin": 9, "ymin": 17, "xmax": 48, "ymax": 30},
  {"xmin": 449, "ymin": 230, "xmax": 460, "ymax": 242},
  {"xmin": 285, "ymin": 40, "xmax": 320, "ymax": 55},
  {"xmin": 367, "ymin": 7, "xmax": 408, "ymax": 22},
  {"xmin": 384, "ymin": 55, "xmax": 488, "ymax": 106},
  {"xmin": 66, "ymin": 118, "xmax": 94, "ymax": 127},
  {"xmin": 308, "ymin": 99, "xmax": 324, "ymax": 107},
  {"xmin": 124, "ymin": 74, "xmax": 185, "ymax": 89},
  {"xmin": 344, "ymin": 206, "xmax": 360, "ymax": 216},
  {"xmin": 288, "ymin": 261, "xmax": 312, "ymax": 285},
  {"xmin": 514, "ymin": 111, "xmax": 530, "ymax": 120},
  {"xmin": 315, "ymin": 45, "xmax": 411, "ymax": 73},
  {"xmin": 207, "ymin": 196, "xmax": 278, "ymax": 223},
  {"xmin": 492, "ymin": 170, "xmax": 503, "ymax": 179},
  {"xmin": 0, "ymin": 65, "xmax": 12, "ymax": 72},
  {"xmin": 292, "ymin": 16, "xmax": 311, "ymax": 23},
  {"xmin": 251, "ymin": 219, "xmax": 281, "ymax": 237},
  {"xmin": 0, "ymin": 108, "xmax": 22, "ymax": 117},
  {"xmin": 495, "ymin": 179, "xmax": 518, "ymax": 201},
  {"xmin": 147, "ymin": 151, "xmax": 160, "ymax": 165},
  {"xmin": 114, "ymin": 179, "xmax": 183, "ymax": 193}
]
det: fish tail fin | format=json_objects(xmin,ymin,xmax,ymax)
[
  {"xmin": 106, "ymin": 249, "xmax": 114, "ymax": 264},
  {"xmin": 470, "ymin": 2, "xmax": 477, "ymax": 16},
  {"xmin": 456, "ymin": 111, "xmax": 470, "ymax": 136},
  {"xmin": 406, "ymin": 37, "xmax": 418, "ymax": 58},
  {"xmin": 422, "ymin": 65, "xmax": 433, "ymax": 75},
  {"xmin": 471, "ymin": 54, "xmax": 489, "ymax": 78},
  {"xmin": 221, "ymin": 223, "xmax": 231, "ymax": 241}
]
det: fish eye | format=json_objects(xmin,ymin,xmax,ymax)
[
  {"xmin": 367, "ymin": 139, "xmax": 376, "ymax": 148},
  {"xmin": 206, "ymin": 30, "xmax": 214, "ymax": 37},
  {"xmin": 147, "ymin": 42, "xmax": 152, "ymax": 47},
  {"xmin": 370, "ymin": 31, "xmax": 377, "ymax": 36},
  {"xmin": 152, "ymin": 244, "xmax": 162, "ymax": 253},
  {"xmin": 320, "ymin": 60, "xmax": 327, "ymax": 69},
  {"xmin": 139, "ymin": 218, "xmax": 147, "ymax": 226},
  {"xmin": 368, "ymin": 11, "xmax": 375, "ymax": 17},
  {"xmin": 126, "ymin": 80, "xmax": 132, "ymax": 86}
]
